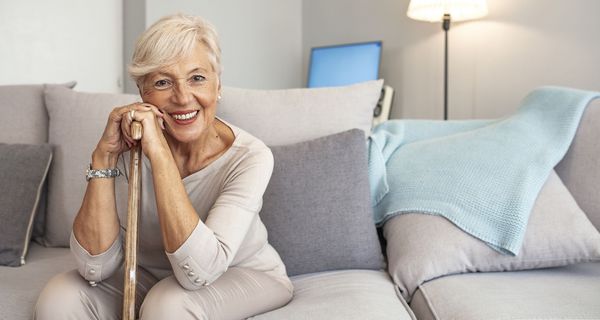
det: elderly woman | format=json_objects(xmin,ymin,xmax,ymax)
[{"xmin": 34, "ymin": 14, "xmax": 293, "ymax": 320}]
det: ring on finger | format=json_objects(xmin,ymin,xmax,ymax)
[{"xmin": 129, "ymin": 109, "xmax": 135, "ymax": 120}]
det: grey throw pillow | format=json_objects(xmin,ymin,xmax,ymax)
[
  {"xmin": 384, "ymin": 170, "xmax": 600, "ymax": 302},
  {"xmin": 0, "ymin": 143, "xmax": 53, "ymax": 266},
  {"xmin": 260, "ymin": 129, "xmax": 384, "ymax": 276}
]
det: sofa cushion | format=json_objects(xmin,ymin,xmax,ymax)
[
  {"xmin": 0, "ymin": 243, "xmax": 75, "ymax": 320},
  {"xmin": 250, "ymin": 270, "xmax": 415, "ymax": 320},
  {"xmin": 384, "ymin": 170, "xmax": 600, "ymax": 301},
  {"xmin": 410, "ymin": 262, "xmax": 600, "ymax": 320},
  {"xmin": 261, "ymin": 129, "xmax": 384, "ymax": 276},
  {"xmin": 556, "ymin": 98, "xmax": 600, "ymax": 231},
  {"xmin": 44, "ymin": 86, "xmax": 139, "ymax": 246},
  {"xmin": 0, "ymin": 82, "xmax": 76, "ymax": 243},
  {"xmin": 0, "ymin": 144, "xmax": 53, "ymax": 266},
  {"xmin": 217, "ymin": 80, "xmax": 383, "ymax": 146}
]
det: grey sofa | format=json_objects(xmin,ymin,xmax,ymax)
[{"xmin": 0, "ymin": 81, "xmax": 599, "ymax": 320}]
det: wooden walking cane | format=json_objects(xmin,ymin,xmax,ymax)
[{"xmin": 123, "ymin": 121, "xmax": 143, "ymax": 320}]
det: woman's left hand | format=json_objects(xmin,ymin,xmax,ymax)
[{"xmin": 121, "ymin": 103, "xmax": 169, "ymax": 159}]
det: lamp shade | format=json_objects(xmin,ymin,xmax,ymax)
[{"xmin": 407, "ymin": 0, "xmax": 488, "ymax": 22}]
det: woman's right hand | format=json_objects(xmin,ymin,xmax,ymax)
[{"xmin": 92, "ymin": 103, "xmax": 152, "ymax": 167}]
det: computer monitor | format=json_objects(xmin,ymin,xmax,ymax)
[{"xmin": 307, "ymin": 41, "xmax": 382, "ymax": 88}]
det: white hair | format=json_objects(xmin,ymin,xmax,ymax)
[{"xmin": 128, "ymin": 13, "xmax": 222, "ymax": 85}]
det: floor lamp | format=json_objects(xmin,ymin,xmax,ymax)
[{"xmin": 407, "ymin": 0, "xmax": 488, "ymax": 120}]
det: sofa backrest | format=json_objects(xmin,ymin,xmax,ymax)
[
  {"xmin": 217, "ymin": 81, "xmax": 383, "ymax": 145},
  {"xmin": 0, "ymin": 84, "xmax": 48, "ymax": 144},
  {"xmin": 0, "ymin": 83, "xmax": 77, "ymax": 145},
  {"xmin": 2, "ymin": 81, "xmax": 597, "ymax": 246},
  {"xmin": 555, "ymin": 98, "xmax": 600, "ymax": 231},
  {"xmin": 38, "ymin": 80, "xmax": 384, "ymax": 247}
]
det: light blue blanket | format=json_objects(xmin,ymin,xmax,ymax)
[{"xmin": 368, "ymin": 86, "xmax": 599, "ymax": 255}]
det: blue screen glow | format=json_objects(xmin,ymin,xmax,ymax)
[{"xmin": 307, "ymin": 41, "xmax": 381, "ymax": 88}]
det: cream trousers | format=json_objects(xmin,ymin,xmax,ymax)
[{"xmin": 34, "ymin": 266, "xmax": 292, "ymax": 320}]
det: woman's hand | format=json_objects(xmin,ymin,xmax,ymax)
[
  {"xmin": 93, "ymin": 103, "xmax": 165, "ymax": 166},
  {"xmin": 122, "ymin": 103, "xmax": 169, "ymax": 159}
]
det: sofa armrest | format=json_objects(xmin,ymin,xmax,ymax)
[{"xmin": 556, "ymin": 98, "xmax": 600, "ymax": 231}]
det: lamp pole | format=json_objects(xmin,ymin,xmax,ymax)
[
  {"xmin": 442, "ymin": 13, "xmax": 450, "ymax": 121},
  {"xmin": 407, "ymin": 0, "xmax": 488, "ymax": 120}
]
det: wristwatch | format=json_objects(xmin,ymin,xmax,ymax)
[{"xmin": 85, "ymin": 164, "xmax": 122, "ymax": 181}]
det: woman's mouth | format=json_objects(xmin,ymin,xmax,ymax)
[{"xmin": 170, "ymin": 110, "xmax": 199, "ymax": 125}]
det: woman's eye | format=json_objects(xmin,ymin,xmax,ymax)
[
  {"xmin": 191, "ymin": 75, "xmax": 206, "ymax": 82},
  {"xmin": 154, "ymin": 79, "xmax": 171, "ymax": 89}
]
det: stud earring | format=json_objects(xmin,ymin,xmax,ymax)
[{"xmin": 217, "ymin": 94, "xmax": 222, "ymax": 101}]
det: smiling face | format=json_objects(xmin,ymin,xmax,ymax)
[{"xmin": 139, "ymin": 42, "xmax": 220, "ymax": 144}]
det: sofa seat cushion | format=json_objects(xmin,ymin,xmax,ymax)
[
  {"xmin": 0, "ymin": 243, "xmax": 75, "ymax": 320},
  {"xmin": 250, "ymin": 270, "xmax": 415, "ymax": 320},
  {"xmin": 410, "ymin": 262, "xmax": 600, "ymax": 320}
]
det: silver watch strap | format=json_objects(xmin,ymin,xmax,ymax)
[{"xmin": 86, "ymin": 164, "xmax": 122, "ymax": 181}]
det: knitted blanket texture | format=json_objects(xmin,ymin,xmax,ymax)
[{"xmin": 368, "ymin": 87, "xmax": 599, "ymax": 255}]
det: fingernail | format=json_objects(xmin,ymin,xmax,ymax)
[{"xmin": 159, "ymin": 119, "xmax": 166, "ymax": 130}]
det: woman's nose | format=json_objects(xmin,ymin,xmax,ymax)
[{"xmin": 171, "ymin": 81, "xmax": 193, "ymax": 106}]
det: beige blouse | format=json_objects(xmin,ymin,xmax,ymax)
[{"xmin": 70, "ymin": 120, "xmax": 292, "ymax": 292}]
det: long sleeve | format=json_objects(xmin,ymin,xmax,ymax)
[
  {"xmin": 166, "ymin": 148, "xmax": 274, "ymax": 290},
  {"xmin": 70, "ymin": 230, "xmax": 124, "ymax": 283}
]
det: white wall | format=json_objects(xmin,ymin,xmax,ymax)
[
  {"xmin": 2, "ymin": 0, "xmax": 598, "ymax": 111},
  {"xmin": 0, "ymin": 0, "xmax": 123, "ymax": 93},
  {"xmin": 122, "ymin": 0, "xmax": 303, "ymax": 92},
  {"xmin": 303, "ymin": 0, "xmax": 600, "ymax": 119}
]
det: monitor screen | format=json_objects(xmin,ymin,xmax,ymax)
[{"xmin": 307, "ymin": 41, "xmax": 382, "ymax": 88}]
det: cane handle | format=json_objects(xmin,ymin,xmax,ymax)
[{"xmin": 131, "ymin": 121, "xmax": 143, "ymax": 141}]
